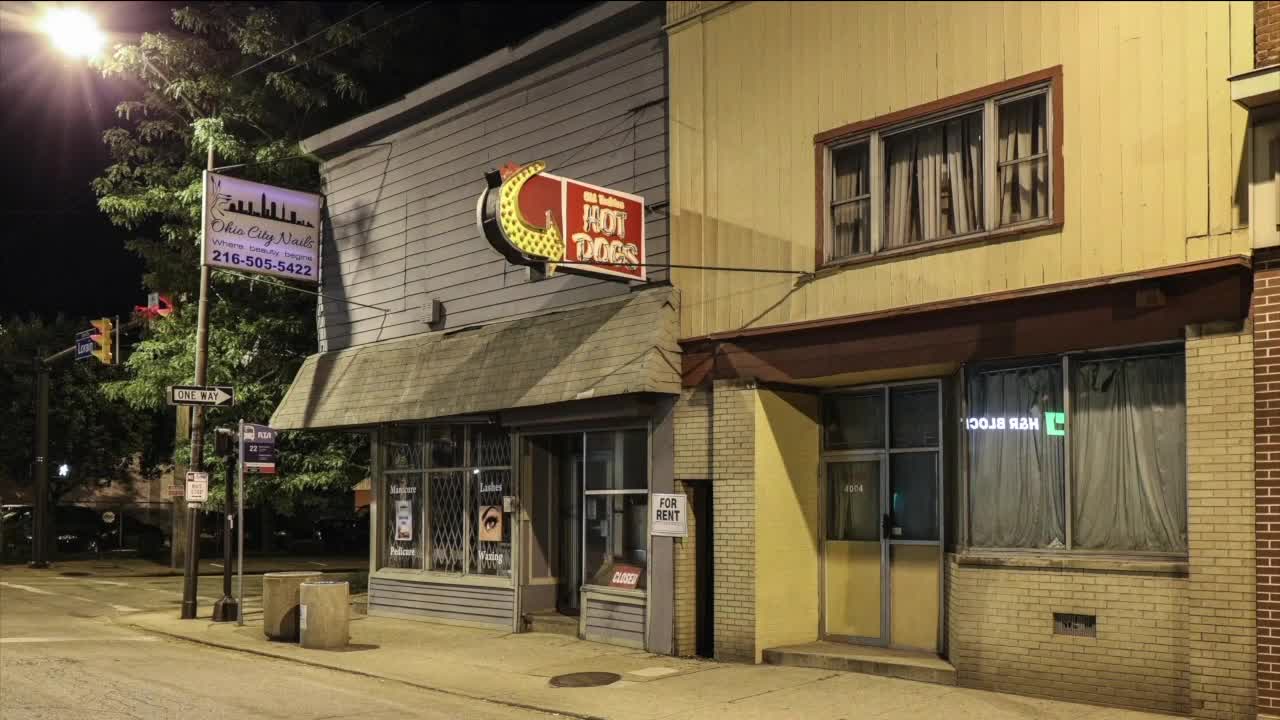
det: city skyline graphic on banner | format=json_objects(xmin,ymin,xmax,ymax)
[{"xmin": 220, "ymin": 189, "xmax": 316, "ymax": 229}]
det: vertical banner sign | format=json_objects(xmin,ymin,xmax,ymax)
[
  {"xmin": 240, "ymin": 423, "xmax": 277, "ymax": 475},
  {"xmin": 202, "ymin": 172, "xmax": 322, "ymax": 284}
]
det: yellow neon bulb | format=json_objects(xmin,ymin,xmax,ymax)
[{"xmin": 498, "ymin": 161, "xmax": 563, "ymax": 271}]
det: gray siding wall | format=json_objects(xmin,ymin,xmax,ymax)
[
  {"xmin": 316, "ymin": 18, "xmax": 668, "ymax": 352},
  {"xmin": 368, "ymin": 576, "xmax": 514, "ymax": 627},
  {"xmin": 583, "ymin": 596, "xmax": 646, "ymax": 647}
]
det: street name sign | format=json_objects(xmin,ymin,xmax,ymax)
[
  {"xmin": 185, "ymin": 471, "xmax": 209, "ymax": 504},
  {"xmin": 168, "ymin": 385, "xmax": 235, "ymax": 407},
  {"xmin": 74, "ymin": 330, "xmax": 94, "ymax": 361}
]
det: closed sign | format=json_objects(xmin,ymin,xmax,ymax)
[{"xmin": 651, "ymin": 493, "xmax": 687, "ymax": 537}]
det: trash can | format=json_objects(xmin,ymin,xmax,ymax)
[
  {"xmin": 262, "ymin": 571, "xmax": 322, "ymax": 641},
  {"xmin": 299, "ymin": 579, "xmax": 350, "ymax": 650}
]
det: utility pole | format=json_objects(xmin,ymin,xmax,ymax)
[
  {"xmin": 180, "ymin": 141, "xmax": 215, "ymax": 620},
  {"xmin": 28, "ymin": 343, "xmax": 80, "ymax": 568}
]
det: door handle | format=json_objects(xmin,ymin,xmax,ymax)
[{"xmin": 881, "ymin": 513, "xmax": 890, "ymax": 540}]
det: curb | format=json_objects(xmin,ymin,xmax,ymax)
[
  {"xmin": 2, "ymin": 567, "xmax": 366, "ymax": 579},
  {"xmin": 122, "ymin": 621, "xmax": 605, "ymax": 720}
]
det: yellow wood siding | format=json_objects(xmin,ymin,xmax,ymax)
[{"xmin": 668, "ymin": 1, "xmax": 1253, "ymax": 340}]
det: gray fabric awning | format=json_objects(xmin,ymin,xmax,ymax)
[{"xmin": 270, "ymin": 287, "xmax": 680, "ymax": 430}]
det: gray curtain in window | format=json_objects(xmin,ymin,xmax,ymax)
[
  {"xmin": 1072, "ymin": 355, "xmax": 1186, "ymax": 552},
  {"xmin": 968, "ymin": 365, "xmax": 1066, "ymax": 548}
]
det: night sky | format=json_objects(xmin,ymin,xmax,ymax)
[{"xmin": 0, "ymin": 1, "xmax": 584, "ymax": 322}]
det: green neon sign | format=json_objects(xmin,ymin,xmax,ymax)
[{"xmin": 1045, "ymin": 411, "xmax": 1065, "ymax": 436}]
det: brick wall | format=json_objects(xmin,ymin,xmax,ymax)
[
  {"xmin": 708, "ymin": 379, "xmax": 757, "ymax": 661},
  {"xmin": 673, "ymin": 479, "xmax": 699, "ymax": 657},
  {"xmin": 1260, "ymin": 1, "xmax": 1280, "ymax": 67},
  {"xmin": 947, "ymin": 558, "xmax": 1191, "ymax": 714},
  {"xmin": 675, "ymin": 386, "xmax": 712, "ymax": 479},
  {"xmin": 1187, "ymin": 322, "xmax": 1256, "ymax": 719},
  {"xmin": 1258, "ymin": 252, "xmax": 1280, "ymax": 716}
]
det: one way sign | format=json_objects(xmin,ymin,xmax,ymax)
[{"xmin": 168, "ymin": 385, "xmax": 235, "ymax": 407}]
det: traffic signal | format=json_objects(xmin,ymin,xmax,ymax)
[{"xmin": 89, "ymin": 317, "xmax": 113, "ymax": 364}]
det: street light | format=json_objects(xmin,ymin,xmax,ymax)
[
  {"xmin": 57, "ymin": 464, "xmax": 69, "ymax": 478},
  {"xmin": 39, "ymin": 2, "xmax": 216, "ymax": 620},
  {"xmin": 41, "ymin": 7, "xmax": 105, "ymax": 59}
]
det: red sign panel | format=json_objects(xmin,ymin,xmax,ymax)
[
  {"xmin": 560, "ymin": 177, "xmax": 645, "ymax": 281},
  {"xmin": 608, "ymin": 564, "xmax": 643, "ymax": 590}
]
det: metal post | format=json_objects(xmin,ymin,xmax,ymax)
[
  {"xmin": 236, "ymin": 420, "xmax": 245, "ymax": 626},
  {"xmin": 30, "ymin": 358, "xmax": 50, "ymax": 568},
  {"xmin": 212, "ymin": 429, "xmax": 238, "ymax": 621},
  {"xmin": 180, "ymin": 142, "xmax": 215, "ymax": 620}
]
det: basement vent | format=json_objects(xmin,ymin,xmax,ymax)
[{"xmin": 1053, "ymin": 612, "xmax": 1097, "ymax": 638}]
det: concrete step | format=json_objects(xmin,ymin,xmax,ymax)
[
  {"xmin": 523, "ymin": 612, "xmax": 579, "ymax": 638},
  {"xmin": 763, "ymin": 642, "xmax": 956, "ymax": 686}
]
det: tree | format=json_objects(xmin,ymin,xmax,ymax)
[
  {"xmin": 0, "ymin": 315, "xmax": 159, "ymax": 503},
  {"xmin": 89, "ymin": 4, "xmax": 410, "ymax": 513}
]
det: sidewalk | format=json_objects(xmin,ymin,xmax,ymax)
[
  {"xmin": 0, "ymin": 555, "xmax": 367, "ymax": 578},
  {"xmin": 123, "ymin": 607, "xmax": 1168, "ymax": 720}
]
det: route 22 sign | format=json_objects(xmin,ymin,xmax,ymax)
[{"xmin": 477, "ymin": 161, "xmax": 646, "ymax": 282}]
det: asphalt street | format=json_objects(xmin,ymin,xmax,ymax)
[{"xmin": 0, "ymin": 568, "xmax": 549, "ymax": 719}]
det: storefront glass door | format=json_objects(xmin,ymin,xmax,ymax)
[{"xmin": 822, "ymin": 382, "xmax": 942, "ymax": 651}]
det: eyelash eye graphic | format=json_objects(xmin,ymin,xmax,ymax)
[{"xmin": 481, "ymin": 507, "xmax": 501, "ymax": 531}]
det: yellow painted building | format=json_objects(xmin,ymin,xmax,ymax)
[{"xmin": 666, "ymin": 2, "xmax": 1261, "ymax": 718}]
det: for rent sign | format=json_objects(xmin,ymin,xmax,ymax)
[{"xmin": 202, "ymin": 172, "xmax": 322, "ymax": 284}]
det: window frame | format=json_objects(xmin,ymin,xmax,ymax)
[
  {"xmin": 961, "ymin": 341, "xmax": 1188, "ymax": 559},
  {"xmin": 815, "ymin": 65, "xmax": 1064, "ymax": 269},
  {"xmin": 582, "ymin": 428, "xmax": 651, "ymax": 591}
]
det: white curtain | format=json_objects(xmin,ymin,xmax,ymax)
[
  {"xmin": 885, "ymin": 113, "xmax": 983, "ymax": 249},
  {"xmin": 832, "ymin": 145, "xmax": 869, "ymax": 257},
  {"xmin": 999, "ymin": 96, "xmax": 1048, "ymax": 224},
  {"xmin": 885, "ymin": 136, "xmax": 916, "ymax": 248},
  {"xmin": 968, "ymin": 365, "xmax": 1066, "ymax": 548},
  {"xmin": 1071, "ymin": 355, "xmax": 1186, "ymax": 552},
  {"xmin": 945, "ymin": 117, "xmax": 983, "ymax": 235}
]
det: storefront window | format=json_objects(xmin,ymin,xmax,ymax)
[
  {"xmin": 380, "ymin": 423, "xmax": 512, "ymax": 576},
  {"xmin": 966, "ymin": 348, "xmax": 1186, "ymax": 553},
  {"xmin": 584, "ymin": 494, "xmax": 649, "ymax": 589},
  {"xmin": 967, "ymin": 363, "xmax": 1066, "ymax": 548},
  {"xmin": 1071, "ymin": 354, "xmax": 1186, "ymax": 552},
  {"xmin": 583, "ymin": 429, "xmax": 648, "ymax": 589}
]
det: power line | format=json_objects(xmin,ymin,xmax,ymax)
[
  {"xmin": 273, "ymin": 2, "xmax": 430, "ymax": 79},
  {"xmin": 231, "ymin": 3, "xmax": 382, "ymax": 79},
  {"xmin": 213, "ymin": 269, "xmax": 393, "ymax": 313}
]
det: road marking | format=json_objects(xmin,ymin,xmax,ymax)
[
  {"xmin": 210, "ymin": 563, "xmax": 223, "ymax": 568},
  {"xmin": 0, "ymin": 582, "xmax": 55, "ymax": 596},
  {"xmin": 307, "ymin": 561, "xmax": 327, "ymax": 567},
  {"xmin": 0, "ymin": 636, "xmax": 158, "ymax": 644},
  {"xmin": 52, "ymin": 577, "xmax": 129, "ymax": 587},
  {"xmin": 110, "ymin": 604, "xmax": 143, "ymax": 613}
]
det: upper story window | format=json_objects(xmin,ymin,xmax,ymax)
[{"xmin": 818, "ymin": 67, "xmax": 1062, "ymax": 265}]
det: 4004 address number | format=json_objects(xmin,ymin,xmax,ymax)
[{"xmin": 211, "ymin": 250, "xmax": 313, "ymax": 277}]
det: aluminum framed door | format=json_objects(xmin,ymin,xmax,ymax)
[{"xmin": 821, "ymin": 381, "xmax": 943, "ymax": 651}]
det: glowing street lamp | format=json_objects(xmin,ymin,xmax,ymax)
[
  {"xmin": 41, "ymin": 7, "xmax": 105, "ymax": 59},
  {"xmin": 57, "ymin": 464, "xmax": 70, "ymax": 478}
]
